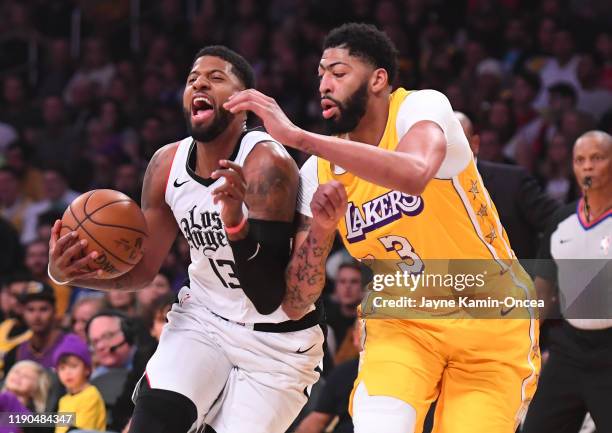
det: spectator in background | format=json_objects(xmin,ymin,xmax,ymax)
[
  {"xmin": 63, "ymin": 37, "xmax": 115, "ymax": 101},
  {"xmin": 477, "ymin": 129, "xmax": 514, "ymax": 164},
  {"xmin": 457, "ymin": 112, "xmax": 559, "ymax": 271},
  {"xmin": 70, "ymin": 297, "xmax": 104, "ymax": 342},
  {"xmin": 3, "ymin": 142, "xmax": 44, "ymax": 201},
  {"xmin": 577, "ymin": 52, "xmax": 612, "ymax": 121},
  {"xmin": 540, "ymin": 132, "xmax": 578, "ymax": 203},
  {"xmin": 0, "ymin": 216, "xmax": 23, "ymax": 277},
  {"xmin": 35, "ymin": 210, "xmax": 62, "ymax": 245},
  {"xmin": 595, "ymin": 31, "xmax": 612, "ymax": 91},
  {"xmin": 33, "ymin": 95, "xmax": 79, "ymax": 168},
  {"xmin": 1, "ymin": 360, "xmax": 50, "ymax": 413},
  {"xmin": 324, "ymin": 263, "xmax": 364, "ymax": 364},
  {"xmin": 0, "ymin": 388, "xmax": 30, "ymax": 433},
  {"xmin": 87, "ymin": 311, "xmax": 136, "ymax": 378},
  {"xmin": 38, "ymin": 38, "xmax": 73, "ymax": 98},
  {"xmin": 535, "ymin": 28, "xmax": 581, "ymax": 108},
  {"xmin": 0, "ymin": 75, "xmax": 29, "ymax": 130},
  {"xmin": 105, "ymin": 291, "xmax": 136, "ymax": 317},
  {"xmin": 3, "ymin": 282, "xmax": 68, "ymax": 373},
  {"xmin": 505, "ymin": 70, "xmax": 543, "ymax": 161},
  {"xmin": 135, "ymin": 272, "xmax": 171, "ymax": 316},
  {"xmin": 0, "ymin": 275, "xmax": 33, "ymax": 373},
  {"xmin": 23, "ymin": 239, "xmax": 71, "ymax": 319},
  {"xmin": 21, "ymin": 166, "xmax": 79, "ymax": 244},
  {"xmin": 53, "ymin": 334, "xmax": 106, "ymax": 433},
  {"xmin": 0, "ymin": 166, "xmax": 35, "ymax": 237},
  {"xmin": 113, "ymin": 160, "xmax": 142, "ymax": 203}
]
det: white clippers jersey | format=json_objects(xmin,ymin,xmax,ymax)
[{"xmin": 165, "ymin": 130, "xmax": 293, "ymax": 324}]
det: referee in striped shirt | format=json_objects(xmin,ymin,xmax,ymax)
[{"xmin": 523, "ymin": 131, "xmax": 612, "ymax": 433}]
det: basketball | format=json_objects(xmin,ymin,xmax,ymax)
[{"xmin": 60, "ymin": 189, "xmax": 148, "ymax": 279}]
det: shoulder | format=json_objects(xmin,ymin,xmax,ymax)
[
  {"xmin": 548, "ymin": 201, "xmax": 578, "ymax": 231},
  {"xmin": 148, "ymin": 141, "xmax": 182, "ymax": 174},
  {"xmin": 244, "ymin": 140, "xmax": 299, "ymax": 183},
  {"xmin": 404, "ymin": 89, "xmax": 451, "ymax": 105}
]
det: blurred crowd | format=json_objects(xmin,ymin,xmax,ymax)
[{"xmin": 1, "ymin": 0, "xmax": 611, "ymax": 432}]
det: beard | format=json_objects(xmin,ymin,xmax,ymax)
[
  {"xmin": 184, "ymin": 105, "xmax": 233, "ymax": 142},
  {"xmin": 323, "ymin": 81, "xmax": 369, "ymax": 135}
]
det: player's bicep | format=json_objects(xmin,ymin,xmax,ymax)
[
  {"xmin": 136, "ymin": 145, "xmax": 179, "ymax": 279},
  {"xmin": 396, "ymin": 120, "xmax": 447, "ymax": 179},
  {"xmin": 243, "ymin": 141, "xmax": 299, "ymax": 222}
]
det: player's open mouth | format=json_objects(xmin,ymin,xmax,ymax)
[
  {"xmin": 192, "ymin": 95, "xmax": 214, "ymax": 122},
  {"xmin": 321, "ymin": 99, "xmax": 339, "ymax": 119}
]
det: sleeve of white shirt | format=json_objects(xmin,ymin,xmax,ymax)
[
  {"xmin": 395, "ymin": 89, "xmax": 472, "ymax": 179},
  {"xmin": 296, "ymin": 156, "xmax": 319, "ymax": 218}
]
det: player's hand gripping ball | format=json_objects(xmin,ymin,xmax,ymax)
[{"xmin": 60, "ymin": 189, "xmax": 148, "ymax": 279}]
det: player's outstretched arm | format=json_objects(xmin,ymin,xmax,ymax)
[
  {"xmin": 283, "ymin": 181, "xmax": 347, "ymax": 320},
  {"xmin": 212, "ymin": 141, "xmax": 300, "ymax": 314},
  {"xmin": 224, "ymin": 89, "xmax": 448, "ymax": 195},
  {"xmin": 48, "ymin": 145, "xmax": 179, "ymax": 291}
]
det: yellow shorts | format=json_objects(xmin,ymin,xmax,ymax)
[{"xmin": 350, "ymin": 317, "xmax": 540, "ymax": 433}]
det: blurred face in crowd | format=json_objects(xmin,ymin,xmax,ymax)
[
  {"xmin": 150, "ymin": 303, "xmax": 172, "ymax": 341},
  {"xmin": 106, "ymin": 290, "xmax": 134, "ymax": 311},
  {"xmin": 538, "ymin": 18, "xmax": 556, "ymax": 54},
  {"xmin": 548, "ymin": 134, "xmax": 570, "ymax": 165},
  {"xmin": 88, "ymin": 316, "xmax": 131, "ymax": 368},
  {"xmin": 25, "ymin": 241, "xmax": 48, "ymax": 278},
  {"xmin": 57, "ymin": 355, "xmax": 89, "ymax": 393},
  {"xmin": 84, "ymin": 39, "xmax": 107, "ymax": 69},
  {"xmin": 183, "ymin": 55, "xmax": 244, "ymax": 142},
  {"xmin": 72, "ymin": 300, "xmax": 102, "ymax": 341},
  {"xmin": 23, "ymin": 300, "xmax": 55, "ymax": 334},
  {"xmin": 577, "ymin": 54, "xmax": 599, "ymax": 88},
  {"xmin": 513, "ymin": 77, "xmax": 537, "ymax": 106},
  {"xmin": 114, "ymin": 164, "xmax": 139, "ymax": 193},
  {"xmin": 3, "ymin": 76, "xmax": 25, "ymax": 105},
  {"xmin": 2, "ymin": 281, "xmax": 28, "ymax": 318},
  {"xmin": 42, "ymin": 96, "xmax": 65, "ymax": 127},
  {"xmin": 318, "ymin": 47, "xmax": 377, "ymax": 134},
  {"xmin": 478, "ymin": 130, "xmax": 503, "ymax": 162},
  {"xmin": 138, "ymin": 273, "xmax": 171, "ymax": 309},
  {"xmin": 0, "ymin": 170, "xmax": 19, "ymax": 206},
  {"xmin": 334, "ymin": 266, "xmax": 363, "ymax": 307},
  {"xmin": 42, "ymin": 170, "xmax": 67, "ymax": 201},
  {"xmin": 552, "ymin": 30, "xmax": 575, "ymax": 63},
  {"xmin": 573, "ymin": 133, "xmax": 612, "ymax": 191},
  {"xmin": 488, "ymin": 101, "xmax": 512, "ymax": 131},
  {"xmin": 5, "ymin": 363, "xmax": 39, "ymax": 398}
]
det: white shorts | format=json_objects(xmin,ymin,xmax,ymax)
[{"xmin": 140, "ymin": 295, "xmax": 324, "ymax": 433}]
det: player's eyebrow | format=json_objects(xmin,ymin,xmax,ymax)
[{"xmin": 318, "ymin": 61, "xmax": 349, "ymax": 71}]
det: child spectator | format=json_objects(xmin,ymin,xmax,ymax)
[
  {"xmin": 53, "ymin": 334, "xmax": 105, "ymax": 433},
  {"xmin": 1, "ymin": 360, "xmax": 50, "ymax": 412}
]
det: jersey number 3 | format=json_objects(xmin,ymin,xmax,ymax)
[
  {"xmin": 208, "ymin": 258, "xmax": 241, "ymax": 289},
  {"xmin": 378, "ymin": 235, "xmax": 424, "ymax": 274}
]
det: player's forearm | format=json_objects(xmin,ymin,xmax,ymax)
[
  {"xmin": 71, "ymin": 260, "xmax": 155, "ymax": 292},
  {"xmin": 291, "ymin": 130, "xmax": 430, "ymax": 195},
  {"xmin": 283, "ymin": 223, "xmax": 335, "ymax": 320}
]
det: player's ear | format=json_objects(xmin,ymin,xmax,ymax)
[{"xmin": 370, "ymin": 68, "xmax": 389, "ymax": 93}]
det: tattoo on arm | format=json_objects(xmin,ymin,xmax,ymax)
[
  {"xmin": 141, "ymin": 150, "xmax": 163, "ymax": 211},
  {"xmin": 244, "ymin": 143, "xmax": 298, "ymax": 222},
  {"xmin": 284, "ymin": 218, "xmax": 335, "ymax": 311}
]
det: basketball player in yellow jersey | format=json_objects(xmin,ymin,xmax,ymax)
[{"xmin": 225, "ymin": 23, "xmax": 540, "ymax": 433}]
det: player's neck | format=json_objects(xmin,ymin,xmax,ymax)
[
  {"xmin": 194, "ymin": 121, "xmax": 245, "ymax": 178},
  {"xmin": 345, "ymin": 97, "xmax": 390, "ymax": 146}
]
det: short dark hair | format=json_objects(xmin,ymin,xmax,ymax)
[
  {"xmin": 548, "ymin": 82, "xmax": 577, "ymax": 104},
  {"xmin": 323, "ymin": 23, "xmax": 399, "ymax": 85},
  {"xmin": 516, "ymin": 69, "xmax": 541, "ymax": 94},
  {"xmin": 193, "ymin": 45, "xmax": 255, "ymax": 89}
]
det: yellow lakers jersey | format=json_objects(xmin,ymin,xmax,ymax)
[{"xmin": 313, "ymin": 88, "xmax": 534, "ymax": 313}]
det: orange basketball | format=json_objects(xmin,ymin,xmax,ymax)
[{"xmin": 60, "ymin": 189, "xmax": 148, "ymax": 279}]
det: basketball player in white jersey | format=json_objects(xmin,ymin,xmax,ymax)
[{"xmin": 46, "ymin": 46, "xmax": 344, "ymax": 433}]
